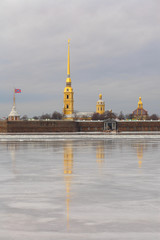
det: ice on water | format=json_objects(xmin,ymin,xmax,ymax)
[{"xmin": 0, "ymin": 139, "xmax": 159, "ymax": 239}]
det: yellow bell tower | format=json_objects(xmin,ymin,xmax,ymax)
[
  {"xmin": 96, "ymin": 94, "xmax": 105, "ymax": 114},
  {"xmin": 63, "ymin": 39, "xmax": 74, "ymax": 119}
]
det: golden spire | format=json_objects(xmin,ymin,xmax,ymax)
[{"xmin": 67, "ymin": 39, "xmax": 70, "ymax": 77}]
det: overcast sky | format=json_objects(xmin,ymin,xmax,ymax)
[{"xmin": 0, "ymin": 0, "xmax": 160, "ymax": 117}]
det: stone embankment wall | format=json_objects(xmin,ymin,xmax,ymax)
[
  {"xmin": 0, "ymin": 121, "xmax": 7, "ymax": 132},
  {"xmin": 6, "ymin": 120, "xmax": 79, "ymax": 132},
  {"xmin": 0, "ymin": 120, "xmax": 160, "ymax": 133},
  {"xmin": 4, "ymin": 120, "xmax": 104, "ymax": 133},
  {"xmin": 78, "ymin": 121, "xmax": 104, "ymax": 132},
  {"xmin": 117, "ymin": 121, "xmax": 160, "ymax": 132}
]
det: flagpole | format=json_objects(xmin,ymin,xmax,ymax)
[{"xmin": 13, "ymin": 88, "xmax": 15, "ymax": 106}]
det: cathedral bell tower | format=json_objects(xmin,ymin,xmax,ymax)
[
  {"xmin": 63, "ymin": 40, "xmax": 74, "ymax": 120},
  {"xmin": 96, "ymin": 94, "xmax": 105, "ymax": 114}
]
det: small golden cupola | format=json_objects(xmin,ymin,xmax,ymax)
[
  {"xmin": 132, "ymin": 97, "xmax": 148, "ymax": 120},
  {"xmin": 96, "ymin": 94, "xmax": 105, "ymax": 114},
  {"xmin": 138, "ymin": 97, "xmax": 143, "ymax": 109},
  {"xmin": 63, "ymin": 39, "xmax": 74, "ymax": 119}
]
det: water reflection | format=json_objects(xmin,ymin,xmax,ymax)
[
  {"xmin": 63, "ymin": 141, "xmax": 73, "ymax": 229},
  {"xmin": 7, "ymin": 143, "xmax": 18, "ymax": 174},
  {"xmin": 132, "ymin": 142, "xmax": 146, "ymax": 168},
  {"xmin": 137, "ymin": 144, "xmax": 144, "ymax": 168},
  {"xmin": 0, "ymin": 139, "xmax": 159, "ymax": 238},
  {"xmin": 96, "ymin": 141, "xmax": 105, "ymax": 172}
]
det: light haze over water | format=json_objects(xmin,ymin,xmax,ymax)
[{"xmin": 0, "ymin": 139, "xmax": 159, "ymax": 239}]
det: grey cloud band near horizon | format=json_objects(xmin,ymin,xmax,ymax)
[{"xmin": 0, "ymin": 0, "xmax": 159, "ymax": 117}]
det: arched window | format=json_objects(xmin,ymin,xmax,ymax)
[
  {"xmin": 67, "ymin": 104, "xmax": 69, "ymax": 109},
  {"xmin": 67, "ymin": 95, "xmax": 69, "ymax": 99},
  {"xmin": 101, "ymin": 107, "xmax": 102, "ymax": 111}
]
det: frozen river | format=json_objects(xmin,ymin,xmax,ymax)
[{"xmin": 0, "ymin": 138, "xmax": 160, "ymax": 239}]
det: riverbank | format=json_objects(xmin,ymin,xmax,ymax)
[{"xmin": 0, "ymin": 132, "xmax": 160, "ymax": 141}]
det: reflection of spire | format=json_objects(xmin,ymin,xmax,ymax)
[
  {"xmin": 96, "ymin": 141, "xmax": 105, "ymax": 173},
  {"xmin": 64, "ymin": 142, "xmax": 73, "ymax": 229},
  {"xmin": 7, "ymin": 143, "xmax": 18, "ymax": 174},
  {"xmin": 137, "ymin": 144, "xmax": 143, "ymax": 168}
]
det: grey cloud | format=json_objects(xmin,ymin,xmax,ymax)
[{"xmin": 0, "ymin": 0, "xmax": 159, "ymax": 117}]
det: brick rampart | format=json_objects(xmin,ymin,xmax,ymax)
[
  {"xmin": 117, "ymin": 121, "xmax": 160, "ymax": 132},
  {"xmin": 0, "ymin": 120, "xmax": 160, "ymax": 133},
  {"xmin": 78, "ymin": 121, "xmax": 104, "ymax": 132},
  {"xmin": 0, "ymin": 121, "xmax": 7, "ymax": 132},
  {"xmin": 6, "ymin": 120, "xmax": 79, "ymax": 132},
  {"xmin": 5, "ymin": 120, "xmax": 104, "ymax": 133}
]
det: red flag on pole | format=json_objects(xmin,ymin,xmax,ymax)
[{"xmin": 15, "ymin": 89, "xmax": 21, "ymax": 93}]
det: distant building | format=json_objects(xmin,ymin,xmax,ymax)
[
  {"xmin": 63, "ymin": 39, "xmax": 74, "ymax": 120},
  {"xmin": 132, "ymin": 97, "xmax": 148, "ymax": 120},
  {"xmin": 96, "ymin": 94, "xmax": 105, "ymax": 115},
  {"xmin": 8, "ymin": 90, "xmax": 20, "ymax": 121},
  {"xmin": 74, "ymin": 112, "xmax": 94, "ymax": 120}
]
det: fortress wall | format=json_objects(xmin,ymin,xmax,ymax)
[
  {"xmin": 5, "ymin": 120, "xmax": 104, "ymax": 133},
  {"xmin": 117, "ymin": 121, "xmax": 160, "ymax": 132},
  {"xmin": 0, "ymin": 121, "xmax": 7, "ymax": 132},
  {"xmin": 77, "ymin": 121, "xmax": 104, "ymax": 132},
  {"xmin": 7, "ymin": 120, "xmax": 79, "ymax": 132},
  {"xmin": 1, "ymin": 120, "xmax": 160, "ymax": 133}
]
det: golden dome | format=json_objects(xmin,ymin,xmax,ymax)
[{"xmin": 99, "ymin": 94, "xmax": 102, "ymax": 100}]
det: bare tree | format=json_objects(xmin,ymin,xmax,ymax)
[
  {"xmin": 125, "ymin": 113, "xmax": 133, "ymax": 120},
  {"xmin": 21, "ymin": 115, "xmax": 28, "ymax": 120},
  {"xmin": 40, "ymin": 113, "xmax": 52, "ymax": 119},
  {"xmin": 118, "ymin": 111, "xmax": 125, "ymax": 120},
  {"xmin": 33, "ymin": 116, "xmax": 39, "ymax": 120},
  {"xmin": 149, "ymin": 114, "xmax": 159, "ymax": 120},
  {"xmin": 92, "ymin": 113, "xmax": 100, "ymax": 120},
  {"xmin": 51, "ymin": 111, "xmax": 62, "ymax": 120}
]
